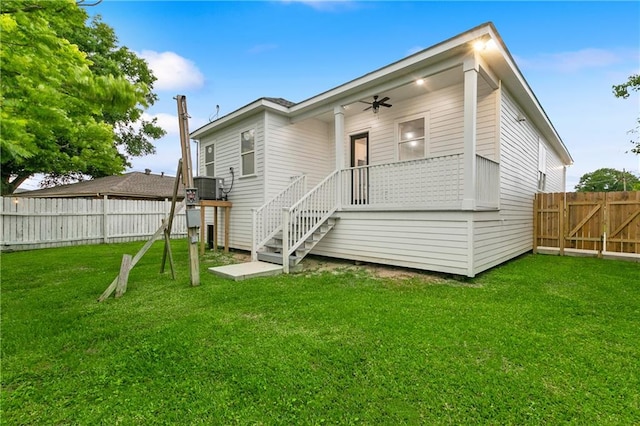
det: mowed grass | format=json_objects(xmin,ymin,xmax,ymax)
[{"xmin": 1, "ymin": 240, "xmax": 639, "ymax": 425}]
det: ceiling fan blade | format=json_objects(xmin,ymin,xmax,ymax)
[
  {"xmin": 378, "ymin": 97, "xmax": 390, "ymax": 104},
  {"xmin": 363, "ymin": 106, "xmax": 372, "ymax": 111},
  {"xmin": 360, "ymin": 100, "xmax": 373, "ymax": 105},
  {"xmin": 380, "ymin": 102, "xmax": 392, "ymax": 108}
]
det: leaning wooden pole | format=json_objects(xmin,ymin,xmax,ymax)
[
  {"xmin": 176, "ymin": 95, "xmax": 200, "ymax": 286},
  {"xmin": 160, "ymin": 159, "xmax": 182, "ymax": 276}
]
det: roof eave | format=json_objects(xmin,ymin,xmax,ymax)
[
  {"xmin": 482, "ymin": 25, "xmax": 573, "ymax": 165},
  {"xmin": 188, "ymin": 22, "xmax": 572, "ymax": 165},
  {"xmin": 190, "ymin": 98, "xmax": 290, "ymax": 140}
]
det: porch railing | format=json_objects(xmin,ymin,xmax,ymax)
[
  {"xmin": 475, "ymin": 155, "xmax": 500, "ymax": 208},
  {"xmin": 339, "ymin": 154, "xmax": 464, "ymax": 209},
  {"xmin": 282, "ymin": 170, "xmax": 339, "ymax": 272},
  {"xmin": 252, "ymin": 175, "xmax": 306, "ymax": 260}
]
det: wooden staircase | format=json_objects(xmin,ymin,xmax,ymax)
[{"xmin": 257, "ymin": 217, "xmax": 337, "ymax": 267}]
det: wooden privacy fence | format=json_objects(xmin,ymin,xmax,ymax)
[
  {"xmin": 0, "ymin": 196, "xmax": 187, "ymax": 252},
  {"xmin": 534, "ymin": 191, "xmax": 640, "ymax": 256}
]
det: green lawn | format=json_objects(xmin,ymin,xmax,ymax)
[{"xmin": 1, "ymin": 240, "xmax": 639, "ymax": 425}]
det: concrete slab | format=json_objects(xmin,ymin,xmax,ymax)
[{"xmin": 208, "ymin": 261, "xmax": 283, "ymax": 281}]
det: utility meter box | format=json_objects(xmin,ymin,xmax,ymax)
[
  {"xmin": 194, "ymin": 176, "xmax": 224, "ymax": 200},
  {"xmin": 185, "ymin": 187, "xmax": 199, "ymax": 205},
  {"xmin": 186, "ymin": 209, "xmax": 201, "ymax": 228}
]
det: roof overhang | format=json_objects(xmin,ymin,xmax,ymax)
[
  {"xmin": 189, "ymin": 22, "xmax": 572, "ymax": 165},
  {"xmin": 190, "ymin": 98, "xmax": 290, "ymax": 139}
]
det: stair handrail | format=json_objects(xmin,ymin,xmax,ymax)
[
  {"xmin": 252, "ymin": 175, "xmax": 306, "ymax": 261},
  {"xmin": 282, "ymin": 170, "xmax": 339, "ymax": 272}
]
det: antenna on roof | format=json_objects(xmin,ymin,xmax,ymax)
[{"xmin": 208, "ymin": 105, "xmax": 220, "ymax": 122}]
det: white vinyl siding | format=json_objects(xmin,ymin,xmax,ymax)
[
  {"xmin": 311, "ymin": 210, "xmax": 471, "ymax": 276},
  {"xmin": 471, "ymin": 88, "xmax": 566, "ymax": 275},
  {"xmin": 476, "ymin": 76, "xmax": 499, "ymax": 161},
  {"xmin": 473, "ymin": 213, "xmax": 529, "ymax": 274},
  {"xmin": 264, "ymin": 112, "xmax": 333, "ymax": 198},
  {"xmin": 343, "ymin": 84, "xmax": 464, "ymax": 167},
  {"xmin": 544, "ymin": 145, "xmax": 565, "ymax": 192},
  {"xmin": 197, "ymin": 114, "xmax": 265, "ymax": 250}
]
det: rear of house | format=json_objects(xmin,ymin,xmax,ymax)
[{"xmin": 190, "ymin": 22, "xmax": 572, "ymax": 277}]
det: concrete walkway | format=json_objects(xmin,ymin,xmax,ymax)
[{"xmin": 208, "ymin": 261, "xmax": 283, "ymax": 281}]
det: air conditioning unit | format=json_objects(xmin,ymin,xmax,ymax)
[{"xmin": 194, "ymin": 176, "xmax": 224, "ymax": 200}]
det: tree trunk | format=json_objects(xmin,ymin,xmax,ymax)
[{"xmin": 1, "ymin": 173, "xmax": 32, "ymax": 195}]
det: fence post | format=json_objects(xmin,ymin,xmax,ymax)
[
  {"xmin": 0, "ymin": 197, "xmax": 4, "ymax": 248},
  {"xmin": 532, "ymin": 194, "xmax": 539, "ymax": 254},
  {"xmin": 559, "ymin": 192, "xmax": 565, "ymax": 256},
  {"xmin": 102, "ymin": 195, "xmax": 108, "ymax": 243}
]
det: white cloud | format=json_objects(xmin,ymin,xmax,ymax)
[
  {"xmin": 140, "ymin": 50, "xmax": 205, "ymax": 91},
  {"xmin": 143, "ymin": 112, "xmax": 179, "ymax": 135},
  {"xmin": 516, "ymin": 48, "xmax": 629, "ymax": 73}
]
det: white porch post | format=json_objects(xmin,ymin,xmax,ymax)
[
  {"xmin": 334, "ymin": 106, "xmax": 345, "ymax": 209},
  {"xmin": 462, "ymin": 54, "xmax": 479, "ymax": 210}
]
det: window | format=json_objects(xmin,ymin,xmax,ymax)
[
  {"xmin": 240, "ymin": 129, "xmax": 255, "ymax": 176},
  {"xmin": 538, "ymin": 140, "xmax": 547, "ymax": 191},
  {"xmin": 204, "ymin": 143, "xmax": 215, "ymax": 176},
  {"xmin": 398, "ymin": 117, "xmax": 425, "ymax": 161}
]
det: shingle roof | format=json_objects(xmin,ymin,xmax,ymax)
[
  {"xmin": 17, "ymin": 172, "xmax": 183, "ymax": 200},
  {"xmin": 263, "ymin": 97, "xmax": 296, "ymax": 108}
]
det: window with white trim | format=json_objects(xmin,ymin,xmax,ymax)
[
  {"xmin": 538, "ymin": 140, "xmax": 547, "ymax": 191},
  {"xmin": 398, "ymin": 117, "xmax": 426, "ymax": 161},
  {"xmin": 204, "ymin": 143, "xmax": 215, "ymax": 176},
  {"xmin": 240, "ymin": 129, "xmax": 255, "ymax": 176}
]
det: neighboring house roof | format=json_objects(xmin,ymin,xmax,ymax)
[
  {"xmin": 190, "ymin": 22, "xmax": 572, "ymax": 166},
  {"xmin": 17, "ymin": 171, "xmax": 183, "ymax": 200}
]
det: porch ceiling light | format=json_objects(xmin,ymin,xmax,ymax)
[
  {"xmin": 474, "ymin": 38, "xmax": 497, "ymax": 52},
  {"xmin": 416, "ymin": 78, "xmax": 425, "ymax": 85}
]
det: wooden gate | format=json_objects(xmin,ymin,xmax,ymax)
[{"xmin": 534, "ymin": 191, "xmax": 640, "ymax": 255}]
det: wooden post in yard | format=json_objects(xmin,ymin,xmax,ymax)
[
  {"xmin": 160, "ymin": 159, "xmax": 182, "ymax": 278},
  {"xmin": 176, "ymin": 95, "xmax": 200, "ymax": 286},
  {"xmin": 532, "ymin": 194, "xmax": 539, "ymax": 254},
  {"xmin": 115, "ymin": 254, "xmax": 132, "ymax": 298}
]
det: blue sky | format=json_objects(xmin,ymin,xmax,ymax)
[{"xmin": 24, "ymin": 0, "xmax": 640, "ymax": 190}]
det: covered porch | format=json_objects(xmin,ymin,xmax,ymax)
[{"xmin": 252, "ymin": 152, "xmax": 499, "ymax": 271}]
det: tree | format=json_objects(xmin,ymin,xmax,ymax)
[
  {"xmin": 575, "ymin": 168, "xmax": 640, "ymax": 192},
  {"xmin": 0, "ymin": 0, "xmax": 165, "ymax": 195},
  {"xmin": 612, "ymin": 74, "xmax": 640, "ymax": 155}
]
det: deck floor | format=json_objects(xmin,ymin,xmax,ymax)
[{"xmin": 207, "ymin": 261, "xmax": 283, "ymax": 281}]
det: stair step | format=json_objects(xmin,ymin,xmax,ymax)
[
  {"xmin": 257, "ymin": 251, "xmax": 302, "ymax": 267},
  {"xmin": 256, "ymin": 216, "xmax": 339, "ymax": 269}
]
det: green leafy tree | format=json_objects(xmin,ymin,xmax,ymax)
[
  {"xmin": 0, "ymin": 0, "xmax": 165, "ymax": 195},
  {"xmin": 575, "ymin": 168, "xmax": 639, "ymax": 192},
  {"xmin": 612, "ymin": 74, "xmax": 639, "ymax": 155}
]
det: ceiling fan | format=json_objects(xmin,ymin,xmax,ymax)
[{"xmin": 361, "ymin": 95, "xmax": 392, "ymax": 113}]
